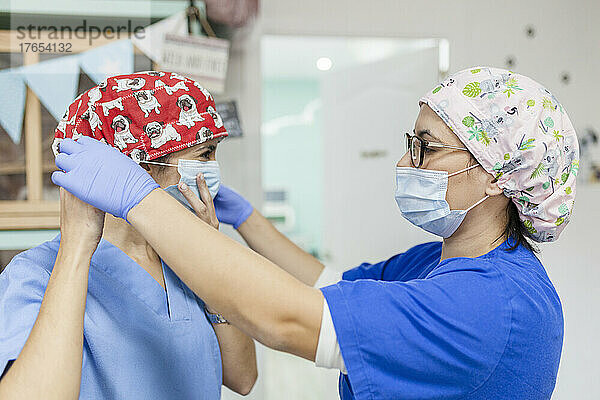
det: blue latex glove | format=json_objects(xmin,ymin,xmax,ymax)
[
  {"xmin": 213, "ymin": 185, "xmax": 254, "ymax": 229},
  {"xmin": 51, "ymin": 136, "xmax": 160, "ymax": 222}
]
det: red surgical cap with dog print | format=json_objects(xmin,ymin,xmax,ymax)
[{"xmin": 52, "ymin": 71, "xmax": 228, "ymax": 163}]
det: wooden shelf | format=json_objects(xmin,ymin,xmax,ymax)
[
  {"xmin": 0, "ymin": 162, "xmax": 57, "ymax": 175},
  {"xmin": 0, "ymin": 201, "xmax": 59, "ymax": 230}
]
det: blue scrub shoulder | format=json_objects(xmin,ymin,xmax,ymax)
[
  {"xmin": 5, "ymin": 236, "xmax": 59, "ymax": 276},
  {"xmin": 342, "ymin": 241, "xmax": 442, "ymax": 282}
]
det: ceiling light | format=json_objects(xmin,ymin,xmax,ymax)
[{"xmin": 316, "ymin": 57, "xmax": 332, "ymax": 71}]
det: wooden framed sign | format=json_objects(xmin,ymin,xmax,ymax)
[{"xmin": 160, "ymin": 33, "xmax": 230, "ymax": 94}]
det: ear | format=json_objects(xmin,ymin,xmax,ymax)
[
  {"xmin": 485, "ymin": 175, "xmax": 504, "ymax": 196},
  {"xmin": 140, "ymin": 162, "xmax": 152, "ymax": 172},
  {"xmin": 142, "ymin": 163, "xmax": 165, "ymax": 181}
]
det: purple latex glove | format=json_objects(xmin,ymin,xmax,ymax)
[
  {"xmin": 213, "ymin": 185, "xmax": 254, "ymax": 229},
  {"xmin": 51, "ymin": 136, "xmax": 160, "ymax": 222}
]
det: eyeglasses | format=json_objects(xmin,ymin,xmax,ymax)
[{"xmin": 405, "ymin": 132, "xmax": 470, "ymax": 168}]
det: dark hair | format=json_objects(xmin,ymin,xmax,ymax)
[
  {"xmin": 466, "ymin": 155, "xmax": 538, "ymax": 254},
  {"xmin": 502, "ymin": 200, "xmax": 539, "ymax": 253}
]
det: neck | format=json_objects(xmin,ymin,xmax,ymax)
[
  {"xmin": 440, "ymin": 200, "xmax": 508, "ymax": 261},
  {"xmin": 101, "ymin": 214, "xmax": 161, "ymax": 266}
]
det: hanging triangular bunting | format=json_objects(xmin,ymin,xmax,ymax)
[
  {"xmin": 0, "ymin": 69, "xmax": 26, "ymax": 144},
  {"xmin": 79, "ymin": 39, "xmax": 134, "ymax": 85},
  {"xmin": 20, "ymin": 55, "xmax": 80, "ymax": 121},
  {"xmin": 131, "ymin": 10, "xmax": 187, "ymax": 62}
]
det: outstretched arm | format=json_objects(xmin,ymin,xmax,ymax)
[
  {"xmin": 176, "ymin": 181, "xmax": 257, "ymax": 395},
  {"xmin": 237, "ymin": 210, "xmax": 325, "ymax": 286},
  {"xmin": 214, "ymin": 186, "xmax": 325, "ymax": 286}
]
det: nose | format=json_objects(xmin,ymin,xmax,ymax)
[{"xmin": 396, "ymin": 150, "xmax": 412, "ymax": 168}]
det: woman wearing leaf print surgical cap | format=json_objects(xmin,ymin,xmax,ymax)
[{"xmin": 49, "ymin": 66, "xmax": 578, "ymax": 400}]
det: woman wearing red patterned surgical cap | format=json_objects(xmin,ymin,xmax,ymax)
[
  {"xmin": 40, "ymin": 67, "xmax": 579, "ymax": 399},
  {"xmin": 0, "ymin": 72, "xmax": 256, "ymax": 399}
]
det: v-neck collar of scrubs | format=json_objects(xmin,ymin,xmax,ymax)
[{"xmin": 90, "ymin": 236, "xmax": 191, "ymax": 322}]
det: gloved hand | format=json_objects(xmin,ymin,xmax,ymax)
[
  {"xmin": 213, "ymin": 185, "xmax": 254, "ymax": 229},
  {"xmin": 51, "ymin": 136, "xmax": 160, "ymax": 222}
]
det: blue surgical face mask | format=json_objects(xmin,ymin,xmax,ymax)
[
  {"xmin": 394, "ymin": 164, "xmax": 489, "ymax": 238},
  {"xmin": 141, "ymin": 159, "xmax": 220, "ymax": 213}
]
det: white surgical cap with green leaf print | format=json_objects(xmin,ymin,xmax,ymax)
[{"xmin": 420, "ymin": 66, "xmax": 579, "ymax": 242}]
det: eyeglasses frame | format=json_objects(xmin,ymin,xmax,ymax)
[{"xmin": 405, "ymin": 132, "xmax": 470, "ymax": 168}]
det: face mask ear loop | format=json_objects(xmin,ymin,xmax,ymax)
[
  {"xmin": 448, "ymin": 163, "xmax": 480, "ymax": 177},
  {"xmin": 464, "ymin": 194, "xmax": 490, "ymax": 212},
  {"xmin": 139, "ymin": 160, "xmax": 178, "ymax": 168}
]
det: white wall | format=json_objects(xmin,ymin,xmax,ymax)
[
  {"xmin": 262, "ymin": 0, "xmax": 600, "ymax": 152},
  {"xmin": 257, "ymin": 1, "xmax": 600, "ymax": 398},
  {"xmin": 538, "ymin": 186, "xmax": 600, "ymax": 399}
]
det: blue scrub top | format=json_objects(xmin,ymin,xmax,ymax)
[
  {"xmin": 321, "ymin": 239, "xmax": 563, "ymax": 400},
  {"xmin": 0, "ymin": 234, "xmax": 222, "ymax": 399}
]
